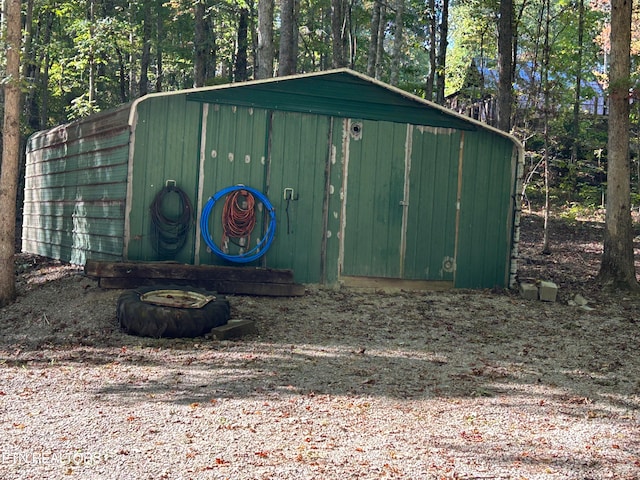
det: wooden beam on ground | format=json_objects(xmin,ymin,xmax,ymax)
[{"xmin": 85, "ymin": 261, "xmax": 305, "ymax": 296}]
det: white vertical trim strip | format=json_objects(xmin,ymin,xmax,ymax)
[
  {"xmin": 122, "ymin": 109, "xmax": 138, "ymax": 260},
  {"xmin": 337, "ymin": 119, "xmax": 351, "ymax": 280},
  {"xmin": 453, "ymin": 132, "xmax": 465, "ymax": 285},
  {"xmin": 194, "ymin": 103, "xmax": 209, "ymax": 265},
  {"xmin": 399, "ymin": 124, "xmax": 413, "ymax": 278}
]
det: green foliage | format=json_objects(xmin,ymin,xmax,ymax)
[
  {"xmin": 558, "ymin": 202, "xmax": 602, "ymax": 224},
  {"xmin": 448, "ymin": 0, "xmax": 497, "ymax": 96},
  {"xmin": 7, "ymin": 0, "xmax": 635, "ymax": 227},
  {"xmin": 67, "ymin": 93, "xmax": 99, "ymax": 120}
]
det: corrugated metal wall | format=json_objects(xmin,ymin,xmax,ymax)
[
  {"xmin": 193, "ymin": 106, "xmax": 335, "ymax": 285},
  {"xmin": 22, "ymin": 105, "xmax": 131, "ymax": 264},
  {"xmin": 195, "ymin": 104, "xmax": 270, "ymax": 265},
  {"xmin": 265, "ymin": 111, "xmax": 333, "ymax": 281},
  {"xmin": 406, "ymin": 126, "xmax": 461, "ymax": 282},
  {"xmin": 123, "ymin": 95, "xmax": 517, "ymax": 288},
  {"xmin": 23, "ymin": 72, "xmax": 520, "ymax": 289},
  {"xmin": 456, "ymin": 132, "xmax": 517, "ymax": 288},
  {"xmin": 341, "ymin": 119, "xmax": 407, "ymax": 278},
  {"xmin": 337, "ymin": 120, "xmax": 516, "ymax": 289},
  {"xmin": 125, "ymin": 95, "xmax": 202, "ymax": 263}
]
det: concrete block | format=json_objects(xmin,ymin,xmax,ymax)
[
  {"xmin": 210, "ymin": 319, "xmax": 257, "ymax": 340},
  {"xmin": 538, "ymin": 280, "xmax": 558, "ymax": 302},
  {"xmin": 520, "ymin": 282, "xmax": 539, "ymax": 300}
]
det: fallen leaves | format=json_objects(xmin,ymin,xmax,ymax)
[{"xmin": 459, "ymin": 429, "xmax": 484, "ymax": 442}]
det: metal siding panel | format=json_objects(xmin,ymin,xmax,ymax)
[
  {"xmin": 196, "ymin": 105, "xmax": 270, "ymax": 266},
  {"xmin": 405, "ymin": 127, "xmax": 460, "ymax": 280},
  {"xmin": 22, "ymin": 224, "xmax": 124, "ymax": 262},
  {"xmin": 186, "ymin": 72, "xmax": 476, "ymax": 131},
  {"xmin": 324, "ymin": 121, "xmax": 344, "ymax": 284},
  {"xmin": 455, "ymin": 133, "xmax": 515, "ymax": 288},
  {"xmin": 342, "ymin": 120, "xmax": 405, "ymax": 278},
  {"xmin": 23, "ymin": 200, "xmax": 124, "ymax": 220},
  {"xmin": 24, "ymin": 183, "xmax": 126, "ymax": 203},
  {"xmin": 266, "ymin": 111, "xmax": 330, "ymax": 282},
  {"xmin": 127, "ymin": 96, "xmax": 202, "ymax": 262},
  {"xmin": 25, "ymin": 162, "xmax": 128, "ymax": 189},
  {"xmin": 22, "ymin": 111, "xmax": 130, "ymax": 265},
  {"xmin": 26, "ymin": 103, "xmax": 131, "ymax": 152}
]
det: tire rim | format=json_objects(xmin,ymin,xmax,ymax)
[{"xmin": 139, "ymin": 289, "xmax": 216, "ymax": 309}]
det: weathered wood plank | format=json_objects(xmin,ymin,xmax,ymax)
[
  {"xmin": 85, "ymin": 260, "xmax": 305, "ymax": 296},
  {"xmin": 85, "ymin": 260, "xmax": 296, "ymax": 284},
  {"xmin": 97, "ymin": 276, "xmax": 306, "ymax": 297},
  {"xmin": 340, "ymin": 275, "xmax": 453, "ymax": 291}
]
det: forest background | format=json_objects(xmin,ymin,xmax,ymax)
[
  {"xmin": 0, "ymin": 0, "xmax": 639, "ymax": 256},
  {"xmin": 1, "ymin": 0, "xmax": 639, "ymax": 213}
]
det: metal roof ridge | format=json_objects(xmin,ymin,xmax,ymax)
[
  {"xmin": 128, "ymin": 68, "xmax": 356, "ymax": 125},
  {"xmin": 128, "ymin": 68, "xmax": 524, "ymax": 158}
]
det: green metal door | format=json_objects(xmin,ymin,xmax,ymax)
[
  {"xmin": 341, "ymin": 119, "xmax": 406, "ymax": 278},
  {"xmin": 196, "ymin": 104, "xmax": 270, "ymax": 266},
  {"xmin": 403, "ymin": 126, "xmax": 461, "ymax": 282},
  {"xmin": 341, "ymin": 121, "xmax": 461, "ymax": 282},
  {"xmin": 266, "ymin": 111, "xmax": 332, "ymax": 282}
]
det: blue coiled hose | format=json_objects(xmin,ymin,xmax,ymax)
[{"xmin": 200, "ymin": 185, "xmax": 276, "ymax": 263}]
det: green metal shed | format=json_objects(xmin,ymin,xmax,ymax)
[{"xmin": 22, "ymin": 68, "xmax": 524, "ymax": 289}]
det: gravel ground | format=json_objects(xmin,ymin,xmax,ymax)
[{"xmin": 0, "ymin": 214, "xmax": 639, "ymax": 480}]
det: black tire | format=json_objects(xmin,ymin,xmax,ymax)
[{"xmin": 117, "ymin": 285, "xmax": 230, "ymax": 338}]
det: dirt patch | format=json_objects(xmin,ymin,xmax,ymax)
[{"xmin": 1, "ymin": 213, "xmax": 639, "ymax": 479}]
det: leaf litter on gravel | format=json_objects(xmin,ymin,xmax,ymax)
[{"xmin": 1, "ymin": 214, "xmax": 640, "ymax": 479}]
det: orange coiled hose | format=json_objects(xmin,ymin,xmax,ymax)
[{"xmin": 221, "ymin": 190, "xmax": 256, "ymax": 246}]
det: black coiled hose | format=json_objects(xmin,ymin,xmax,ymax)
[{"xmin": 149, "ymin": 184, "xmax": 193, "ymax": 259}]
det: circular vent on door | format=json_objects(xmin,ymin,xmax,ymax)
[{"xmin": 350, "ymin": 121, "xmax": 363, "ymax": 140}]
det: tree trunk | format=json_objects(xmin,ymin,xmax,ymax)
[
  {"xmin": 367, "ymin": 0, "xmax": 381, "ymax": 77},
  {"xmin": 375, "ymin": 4, "xmax": 386, "ymax": 79},
  {"xmin": 140, "ymin": 0, "xmax": 152, "ymax": 96},
  {"xmin": 541, "ymin": 0, "xmax": 551, "ymax": 255},
  {"xmin": 571, "ymin": 0, "xmax": 584, "ymax": 163},
  {"xmin": 40, "ymin": 13, "xmax": 52, "ymax": 129},
  {"xmin": 497, "ymin": 0, "xmax": 513, "ymax": 131},
  {"xmin": 235, "ymin": 8, "xmax": 249, "ymax": 81},
  {"xmin": 0, "ymin": 0, "xmax": 22, "ymax": 306},
  {"xmin": 598, "ymin": 0, "xmax": 638, "ymax": 290},
  {"xmin": 256, "ymin": 0, "xmax": 274, "ymax": 79},
  {"xmin": 205, "ymin": 13, "xmax": 217, "ymax": 83},
  {"xmin": 22, "ymin": 0, "xmax": 42, "ymax": 131},
  {"xmin": 194, "ymin": 0, "xmax": 207, "ymax": 87},
  {"xmin": 278, "ymin": 0, "xmax": 296, "ymax": 76},
  {"xmin": 116, "ymin": 46, "xmax": 128, "ymax": 102},
  {"xmin": 88, "ymin": 0, "xmax": 96, "ymax": 104},
  {"xmin": 156, "ymin": 0, "xmax": 164, "ymax": 92},
  {"xmin": 389, "ymin": 0, "xmax": 404, "ymax": 86},
  {"xmin": 128, "ymin": 1, "xmax": 137, "ymax": 99},
  {"xmin": 435, "ymin": 0, "xmax": 448, "ymax": 105},
  {"xmin": 426, "ymin": 0, "xmax": 436, "ymax": 100},
  {"xmin": 331, "ymin": 0, "xmax": 347, "ymax": 68}
]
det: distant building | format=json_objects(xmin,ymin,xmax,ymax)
[{"xmin": 446, "ymin": 58, "xmax": 608, "ymax": 125}]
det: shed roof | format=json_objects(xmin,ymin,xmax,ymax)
[{"xmin": 183, "ymin": 69, "xmax": 478, "ymax": 131}]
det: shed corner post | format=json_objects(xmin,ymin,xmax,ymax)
[
  {"xmin": 122, "ymin": 106, "xmax": 140, "ymax": 261},
  {"xmin": 452, "ymin": 131, "xmax": 465, "ymax": 288},
  {"xmin": 194, "ymin": 103, "xmax": 210, "ymax": 266},
  {"xmin": 508, "ymin": 141, "xmax": 526, "ymax": 289},
  {"xmin": 337, "ymin": 118, "xmax": 351, "ymax": 285},
  {"xmin": 320, "ymin": 117, "xmax": 335, "ymax": 285}
]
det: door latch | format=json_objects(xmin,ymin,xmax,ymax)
[{"xmin": 284, "ymin": 187, "xmax": 295, "ymax": 200}]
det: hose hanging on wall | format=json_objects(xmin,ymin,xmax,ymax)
[
  {"xmin": 200, "ymin": 185, "xmax": 276, "ymax": 264},
  {"xmin": 222, "ymin": 189, "xmax": 257, "ymax": 247},
  {"xmin": 150, "ymin": 182, "xmax": 193, "ymax": 259}
]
